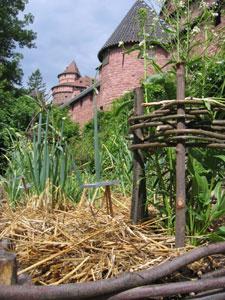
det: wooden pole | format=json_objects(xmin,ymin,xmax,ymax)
[
  {"xmin": 175, "ymin": 63, "xmax": 186, "ymax": 248},
  {"xmin": 131, "ymin": 88, "xmax": 148, "ymax": 224},
  {"xmin": 0, "ymin": 249, "xmax": 17, "ymax": 285},
  {"xmin": 104, "ymin": 186, "xmax": 114, "ymax": 217},
  {"xmin": 93, "ymin": 93, "xmax": 101, "ymax": 182}
]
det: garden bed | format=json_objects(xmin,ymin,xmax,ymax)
[{"xmin": 0, "ymin": 195, "xmax": 223, "ymax": 287}]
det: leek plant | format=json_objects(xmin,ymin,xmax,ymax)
[{"xmin": 1, "ymin": 110, "xmax": 81, "ymax": 206}]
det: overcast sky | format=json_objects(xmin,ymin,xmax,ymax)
[{"xmin": 21, "ymin": 0, "xmax": 160, "ymax": 92}]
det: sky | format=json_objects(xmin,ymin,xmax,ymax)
[{"xmin": 21, "ymin": 0, "xmax": 161, "ymax": 92}]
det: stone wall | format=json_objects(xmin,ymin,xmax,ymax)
[
  {"xmin": 53, "ymin": 90, "xmax": 73, "ymax": 105},
  {"xmin": 98, "ymin": 46, "xmax": 169, "ymax": 109},
  {"xmin": 70, "ymin": 93, "xmax": 100, "ymax": 127},
  {"xmin": 59, "ymin": 73, "xmax": 78, "ymax": 84},
  {"xmin": 68, "ymin": 46, "xmax": 169, "ymax": 126}
]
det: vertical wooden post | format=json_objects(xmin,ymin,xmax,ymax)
[
  {"xmin": 131, "ymin": 88, "xmax": 148, "ymax": 224},
  {"xmin": 93, "ymin": 93, "xmax": 101, "ymax": 182},
  {"xmin": 104, "ymin": 186, "xmax": 114, "ymax": 217},
  {"xmin": 175, "ymin": 63, "xmax": 186, "ymax": 248},
  {"xmin": 0, "ymin": 250, "xmax": 17, "ymax": 285}
]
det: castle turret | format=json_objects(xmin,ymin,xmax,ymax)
[
  {"xmin": 98, "ymin": 0, "xmax": 169, "ymax": 108},
  {"xmin": 52, "ymin": 61, "xmax": 92, "ymax": 105}
]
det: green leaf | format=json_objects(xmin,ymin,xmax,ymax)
[
  {"xmin": 218, "ymin": 226, "xmax": 225, "ymax": 236},
  {"xmin": 203, "ymin": 100, "xmax": 211, "ymax": 111}
]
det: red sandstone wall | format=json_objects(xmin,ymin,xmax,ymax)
[
  {"xmin": 99, "ymin": 46, "xmax": 169, "ymax": 109},
  {"xmin": 59, "ymin": 73, "xmax": 78, "ymax": 84},
  {"xmin": 53, "ymin": 92, "xmax": 73, "ymax": 105},
  {"xmin": 68, "ymin": 46, "xmax": 169, "ymax": 126},
  {"xmin": 52, "ymin": 73, "xmax": 93, "ymax": 106},
  {"xmin": 70, "ymin": 93, "xmax": 98, "ymax": 127}
]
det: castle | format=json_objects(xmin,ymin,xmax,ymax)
[
  {"xmin": 51, "ymin": 0, "xmax": 224, "ymax": 126},
  {"xmin": 51, "ymin": 0, "xmax": 168, "ymax": 125}
]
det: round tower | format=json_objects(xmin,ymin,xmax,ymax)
[
  {"xmin": 52, "ymin": 61, "xmax": 92, "ymax": 105},
  {"xmin": 97, "ymin": 0, "xmax": 169, "ymax": 109}
]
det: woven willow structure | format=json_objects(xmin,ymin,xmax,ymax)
[
  {"xmin": 129, "ymin": 63, "xmax": 225, "ymax": 248},
  {"xmin": 129, "ymin": 98, "xmax": 225, "ymax": 150}
]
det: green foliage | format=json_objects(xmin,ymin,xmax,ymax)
[
  {"xmin": 2, "ymin": 110, "xmax": 81, "ymax": 205},
  {"xmin": 161, "ymin": 0, "xmax": 223, "ymax": 64},
  {"xmin": 0, "ymin": 86, "xmax": 39, "ymax": 171},
  {"xmin": 74, "ymin": 93, "xmax": 133, "ymax": 194},
  {"xmin": 187, "ymin": 151, "xmax": 225, "ymax": 244},
  {"xmin": 137, "ymin": 56, "xmax": 225, "ymax": 243},
  {"xmin": 51, "ymin": 106, "xmax": 80, "ymax": 141},
  {"xmin": 187, "ymin": 52, "xmax": 225, "ymax": 98},
  {"xmin": 145, "ymin": 73, "xmax": 176, "ymax": 101},
  {"xmin": 0, "ymin": 0, "xmax": 36, "ymax": 87},
  {"xmin": 10, "ymin": 95, "xmax": 40, "ymax": 130},
  {"xmin": 27, "ymin": 69, "xmax": 46, "ymax": 96},
  {"xmin": 99, "ymin": 94, "xmax": 133, "ymax": 193},
  {"xmin": 0, "ymin": 0, "xmax": 36, "ymax": 171},
  {"xmin": 138, "ymin": 8, "xmax": 148, "ymax": 29}
]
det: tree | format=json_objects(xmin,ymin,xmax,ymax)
[
  {"xmin": 27, "ymin": 69, "xmax": 46, "ymax": 96},
  {"xmin": 0, "ymin": 0, "xmax": 36, "ymax": 88}
]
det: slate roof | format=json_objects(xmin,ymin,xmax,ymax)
[
  {"xmin": 58, "ymin": 60, "xmax": 81, "ymax": 77},
  {"xmin": 98, "ymin": 0, "xmax": 168, "ymax": 61}
]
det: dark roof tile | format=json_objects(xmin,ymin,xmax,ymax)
[
  {"xmin": 98, "ymin": 0, "xmax": 168, "ymax": 61},
  {"xmin": 59, "ymin": 61, "xmax": 81, "ymax": 77}
]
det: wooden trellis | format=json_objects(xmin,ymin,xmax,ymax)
[{"xmin": 129, "ymin": 63, "xmax": 225, "ymax": 247}]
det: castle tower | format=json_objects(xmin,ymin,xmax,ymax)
[
  {"xmin": 97, "ymin": 0, "xmax": 169, "ymax": 108},
  {"xmin": 52, "ymin": 61, "xmax": 92, "ymax": 105},
  {"xmin": 62, "ymin": 0, "xmax": 170, "ymax": 126}
]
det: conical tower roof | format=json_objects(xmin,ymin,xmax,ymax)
[
  {"xmin": 98, "ymin": 0, "xmax": 167, "ymax": 61},
  {"xmin": 59, "ymin": 61, "xmax": 81, "ymax": 77}
]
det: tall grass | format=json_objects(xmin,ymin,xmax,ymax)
[{"xmin": 73, "ymin": 93, "xmax": 134, "ymax": 197}]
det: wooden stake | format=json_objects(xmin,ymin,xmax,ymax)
[
  {"xmin": 175, "ymin": 63, "xmax": 186, "ymax": 248},
  {"xmin": 131, "ymin": 88, "xmax": 148, "ymax": 224},
  {"xmin": 0, "ymin": 250, "xmax": 17, "ymax": 285},
  {"xmin": 104, "ymin": 186, "xmax": 114, "ymax": 217}
]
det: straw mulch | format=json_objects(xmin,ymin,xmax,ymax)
[{"xmin": 0, "ymin": 195, "xmax": 196, "ymax": 285}]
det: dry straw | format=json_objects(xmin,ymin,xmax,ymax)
[{"xmin": 0, "ymin": 195, "xmax": 195, "ymax": 285}]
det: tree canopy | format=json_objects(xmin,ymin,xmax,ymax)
[
  {"xmin": 0, "ymin": 0, "xmax": 36, "ymax": 88},
  {"xmin": 0, "ymin": 0, "xmax": 37, "ymax": 170},
  {"xmin": 27, "ymin": 68, "xmax": 46, "ymax": 96}
]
